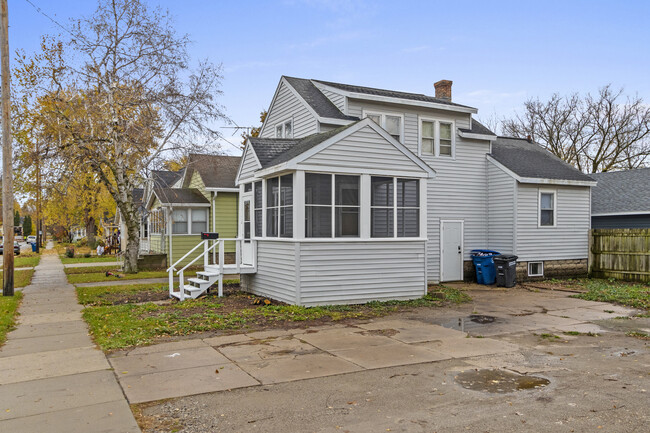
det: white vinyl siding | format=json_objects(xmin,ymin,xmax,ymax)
[
  {"xmin": 299, "ymin": 241, "xmax": 426, "ymax": 306},
  {"xmin": 316, "ymin": 86, "xmax": 346, "ymax": 112},
  {"xmin": 238, "ymin": 145, "xmax": 261, "ymax": 183},
  {"xmin": 487, "ymin": 161, "xmax": 516, "ymax": 254},
  {"xmin": 299, "ymin": 125, "xmax": 423, "ymax": 176},
  {"xmin": 240, "ymin": 241, "xmax": 296, "ymax": 304},
  {"xmin": 516, "ymin": 184, "xmax": 590, "ymax": 261},
  {"xmin": 261, "ymin": 80, "xmax": 318, "ymax": 138}
]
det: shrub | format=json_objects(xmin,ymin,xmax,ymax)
[{"xmin": 65, "ymin": 247, "xmax": 75, "ymax": 258}]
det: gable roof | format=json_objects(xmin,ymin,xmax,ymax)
[
  {"xmin": 284, "ymin": 77, "xmax": 358, "ymax": 121},
  {"xmin": 489, "ymin": 137, "xmax": 595, "ymax": 184},
  {"xmin": 312, "ymin": 78, "xmax": 476, "ymax": 111},
  {"xmin": 152, "ymin": 170, "xmax": 184, "ymax": 188},
  {"xmin": 153, "ymin": 187, "xmax": 210, "ymax": 205},
  {"xmin": 459, "ymin": 119, "xmax": 496, "ymax": 137},
  {"xmin": 590, "ymin": 168, "xmax": 650, "ymax": 215},
  {"xmin": 184, "ymin": 154, "xmax": 242, "ymax": 189},
  {"xmin": 250, "ymin": 123, "xmax": 357, "ymax": 168},
  {"xmin": 132, "ymin": 188, "xmax": 144, "ymax": 207}
]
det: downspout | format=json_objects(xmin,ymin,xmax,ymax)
[
  {"xmin": 212, "ymin": 192, "xmax": 217, "ymax": 264},
  {"xmin": 167, "ymin": 206, "xmax": 173, "ymax": 267}
]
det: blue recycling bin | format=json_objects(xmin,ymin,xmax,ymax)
[
  {"xmin": 31, "ymin": 243, "xmax": 37, "ymax": 252},
  {"xmin": 470, "ymin": 250, "xmax": 500, "ymax": 285}
]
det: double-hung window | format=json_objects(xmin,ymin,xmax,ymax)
[
  {"xmin": 365, "ymin": 112, "xmax": 403, "ymax": 142},
  {"xmin": 191, "ymin": 209, "xmax": 207, "ymax": 234},
  {"xmin": 539, "ymin": 191, "xmax": 556, "ymax": 227},
  {"xmin": 420, "ymin": 119, "xmax": 455, "ymax": 157},
  {"xmin": 305, "ymin": 173, "xmax": 360, "ymax": 238},
  {"xmin": 172, "ymin": 209, "xmax": 188, "ymax": 234},
  {"xmin": 371, "ymin": 177, "xmax": 420, "ymax": 238},
  {"xmin": 266, "ymin": 175, "xmax": 293, "ymax": 237},
  {"xmin": 275, "ymin": 119, "xmax": 293, "ymax": 138}
]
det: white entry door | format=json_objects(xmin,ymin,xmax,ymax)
[
  {"xmin": 441, "ymin": 220, "xmax": 463, "ymax": 281},
  {"xmin": 242, "ymin": 199, "xmax": 253, "ymax": 265}
]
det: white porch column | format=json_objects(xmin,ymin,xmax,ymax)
[
  {"xmin": 360, "ymin": 174, "xmax": 371, "ymax": 238},
  {"xmin": 294, "ymin": 170, "xmax": 305, "ymax": 239}
]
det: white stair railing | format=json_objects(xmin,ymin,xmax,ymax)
[{"xmin": 167, "ymin": 239, "xmax": 220, "ymax": 301}]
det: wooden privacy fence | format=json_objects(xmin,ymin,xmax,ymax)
[{"xmin": 589, "ymin": 229, "xmax": 650, "ymax": 282}]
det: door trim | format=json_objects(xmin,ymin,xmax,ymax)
[{"xmin": 440, "ymin": 219, "xmax": 464, "ymax": 282}]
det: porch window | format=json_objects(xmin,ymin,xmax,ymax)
[
  {"xmin": 266, "ymin": 174, "xmax": 293, "ymax": 237},
  {"xmin": 191, "ymin": 208, "xmax": 208, "ymax": 234},
  {"xmin": 397, "ymin": 178, "xmax": 419, "ymax": 237},
  {"xmin": 539, "ymin": 191, "xmax": 556, "ymax": 227},
  {"xmin": 150, "ymin": 210, "xmax": 163, "ymax": 234},
  {"xmin": 335, "ymin": 175, "xmax": 359, "ymax": 237},
  {"xmin": 172, "ymin": 209, "xmax": 188, "ymax": 234},
  {"xmin": 254, "ymin": 181, "xmax": 262, "ymax": 237},
  {"xmin": 371, "ymin": 177, "xmax": 394, "ymax": 237},
  {"xmin": 305, "ymin": 173, "xmax": 332, "ymax": 237}
]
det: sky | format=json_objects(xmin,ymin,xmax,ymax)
[{"xmin": 9, "ymin": 0, "xmax": 650, "ymax": 156}]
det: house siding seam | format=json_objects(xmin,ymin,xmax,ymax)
[
  {"xmin": 238, "ymin": 145, "xmax": 261, "ymax": 182},
  {"xmin": 487, "ymin": 161, "xmax": 516, "ymax": 254},
  {"xmin": 240, "ymin": 241, "xmax": 297, "ymax": 304},
  {"xmin": 298, "ymin": 241, "xmax": 426, "ymax": 306},
  {"xmin": 261, "ymin": 81, "xmax": 318, "ymax": 139},
  {"xmin": 516, "ymin": 184, "xmax": 590, "ymax": 261},
  {"xmin": 299, "ymin": 126, "xmax": 425, "ymax": 174}
]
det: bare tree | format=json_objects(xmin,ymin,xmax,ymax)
[
  {"xmin": 502, "ymin": 85, "xmax": 650, "ymax": 173},
  {"xmin": 16, "ymin": 0, "xmax": 228, "ymax": 272}
]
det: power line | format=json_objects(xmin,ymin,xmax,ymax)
[{"xmin": 23, "ymin": 0, "xmax": 82, "ymax": 40}]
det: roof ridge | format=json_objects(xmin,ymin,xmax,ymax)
[{"xmin": 313, "ymin": 78, "xmax": 431, "ymax": 98}]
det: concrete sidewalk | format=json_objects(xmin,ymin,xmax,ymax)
[{"xmin": 0, "ymin": 248, "xmax": 140, "ymax": 433}]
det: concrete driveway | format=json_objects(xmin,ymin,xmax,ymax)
[{"xmin": 111, "ymin": 287, "xmax": 649, "ymax": 432}]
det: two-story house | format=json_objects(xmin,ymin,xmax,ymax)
[{"xmin": 233, "ymin": 76, "xmax": 596, "ymax": 306}]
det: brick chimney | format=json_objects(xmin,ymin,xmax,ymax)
[{"xmin": 434, "ymin": 80, "xmax": 452, "ymax": 101}]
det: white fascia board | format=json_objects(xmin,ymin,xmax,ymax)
[
  {"xmin": 319, "ymin": 117, "xmax": 356, "ymax": 125},
  {"xmin": 205, "ymin": 187, "xmax": 240, "ymax": 193},
  {"xmin": 458, "ymin": 130, "xmax": 497, "ymax": 141},
  {"xmin": 234, "ymin": 141, "xmax": 262, "ymax": 186},
  {"xmin": 313, "ymin": 81, "xmax": 478, "ymax": 114},
  {"xmin": 486, "ymin": 155, "xmax": 596, "ymax": 187},
  {"xmin": 592, "ymin": 211, "xmax": 650, "ymax": 217}
]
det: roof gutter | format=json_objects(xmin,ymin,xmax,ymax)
[
  {"xmin": 458, "ymin": 130, "xmax": 497, "ymax": 141},
  {"xmin": 487, "ymin": 155, "xmax": 597, "ymax": 187}
]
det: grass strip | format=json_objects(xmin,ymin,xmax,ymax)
[
  {"xmin": 0, "ymin": 292, "xmax": 23, "ymax": 346},
  {"xmin": 60, "ymin": 256, "xmax": 122, "ymax": 264},
  {"xmin": 571, "ymin": 279, "xmax": 649, "ymax": 310},
  {"xmin": 0, "ymin": 269, "xmax": 35, "ymax": 288},
  {"xmin": 67, "ymin": 270, "xmax": 197, "ymax": 284}
]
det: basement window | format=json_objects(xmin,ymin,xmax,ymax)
[{"xmin": 528, "ymin": 262, "xmax": 543, "ymax": 277}]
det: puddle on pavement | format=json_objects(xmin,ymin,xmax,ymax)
[
  {"xmin": 469, "ymin": 315, "xmax": 496, "ymax": 324},
  {"xmin": 455, "ymin": 369, "xmax": 550, "ymax": 393}
]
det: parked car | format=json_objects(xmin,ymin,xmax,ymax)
[
  {"xmin": 0, "ymin": 242, "xmax": 20, "ymax": 255},
  {"xmin": 26, "ymin": 235, "xmax": 37, "ymax": 244}
]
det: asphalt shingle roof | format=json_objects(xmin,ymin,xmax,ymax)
[
  {"xmin": 186, "ymin": 154, "xmax": 241, "ymax": 189},
  {"xmin": 311, "ymin": 79, "xmax": 476, "ymax": 110},
  {"xmin": 459, "ymin": 119, "xmax": 496, "ymax": 136},
  {"xmin": 249, "ymin": 122, "xmax": 358, "ymax": 169},
  {"xmin": 152, "ymin": 170, "xmax": 183, "ymax": 188},
  {"xmin": 154, "ymin": 187, "xmax": 209, "ymax": 205},
  {"xmin": 284, "ymin": 77, "xmax": 358, "ymax": 121},
  {"xmin": 132, "ymin": 188, "xmax": 144, "ymax": 207},
  {"xmin": 490, "ymin": 137, "xmax": 595, "ymax": 182},
  {"xmin": 590, "ymin": 168, "xmax": 650, "ymax": 215}
]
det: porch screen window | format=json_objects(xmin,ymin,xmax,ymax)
[
  {"xmin": 191, "ymin": 208, "xmax": 207, "ymax": 234},
  {"xmin": 371, "ymin": 177, "xmax": 394, "ymax": 237},
  {"xmin": 266, "ymin": 175, "xmax": 293, "ymax": 237},
  {"xmin": 172, "ymin": 209, "xmax": 188, "ymax": 234},
  {"xmin": 397, "ymin": 179, "xmax": 419, "ymax": 237},
  {"xmin": 540, "ymin": 192, "xmax": 555, "ymax": 226},
  {"xmin": 254, "ymin": 181, "xmax": 262, "ymax": 237},
  {"xmin": 335, "ymin": 175, "xmax": 359, "ymax": 237},
  {"xmin": 305, "ymin": 173, "xmax": 332, "ymax": 237}
]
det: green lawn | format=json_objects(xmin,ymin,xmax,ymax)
[
  {"xmin": 15, "ymin": 255, "xmax": 41, "ymax": 268},
  {"xmin": 78, "ymin": 284, "xmax": 470, "ymax": 351},
  {"xmin": 0, "ymin": 292, "xmax": 23, "ymax": 346},
  {"xmin": 64, "ymin": 265, "xmax": 123, "ymax": 275},
  {"xmin": 60, "ymin": 256, "xmax": 122, "ymax": 265},
  {"xmin": 0, "ymin": 269, "xmax": 35, "ymax": 288},
  {"xmin": 571, "ymin": 279, "xmax": 649, "ymax": 310},
  {"xmin": 67, "ymin": 269, "xmax": 196, "ymax": 284}
]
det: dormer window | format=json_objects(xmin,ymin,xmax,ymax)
[
  {"xmin": 419, "ymin": 119, "xmax": 455, "ymax": 158},
  {"xmin": 363, "ymin": 111, "xmax": 403, "ymax": 142},
  {"xmin": 275, "ymin": 119, "xmax": 293, "ymax": 138}
]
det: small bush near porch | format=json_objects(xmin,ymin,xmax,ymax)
[{"xmin": 77, "ymin": 283, "xmax": 470, "ymax": 351}]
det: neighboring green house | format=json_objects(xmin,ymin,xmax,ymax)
[{"xmin": 145, "ymin": 154, "xmax": 241, "ymax": 267}]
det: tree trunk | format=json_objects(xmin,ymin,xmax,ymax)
[
  {"xmin": 85, "ymin": 213, "xmax": 96, "ymax": 248},
  {"xmin": 122, "ymin": 210, "xmax": 140, "ymax": 273}
]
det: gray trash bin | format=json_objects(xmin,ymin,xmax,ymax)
[{"xmin": 494, "ymin": 255, "xmax": 518, "ymax": 288}]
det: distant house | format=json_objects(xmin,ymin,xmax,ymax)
[
  {"xmin": 226, "ymin": 76, "xmax": 597, "ymax": 305},
  {"xmin": 146, "ymin": 154, "xmax": 240, "ymax": 267},
  {"xmin": 590, "ymin": 168, "xmax": 650, "ymax": 229}
]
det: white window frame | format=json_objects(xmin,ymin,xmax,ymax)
[
  {"xmin": 275, "ymin": 118, "xmax": 294, "ymax": 138},
  {"xmin": 418, "ymin": 117, "xmax": 456, "ymax": 158},
  {"xmin": 171, "ymin": 208, "xmax": 210, "ymax": 235},
  {"xmin": 362, "ymin": 110, "xmax": 404, "ymax": 143},
  {"xmin": 265, "ymin": 174, "xmax": 293, "ymax": 238},
  {"xmin": 304, "ymin": 172, "xmax": 361, "ymax": 239},
  {"xmin": 538, "ymin": 189, "xmax": 557, "ymax": 228},
  {"xmin": 528, "ymin": 261, "xmax": 544, "ymax": 277},
  {"xmin": 370, "ymin": 176, "xmax": 421, "ymax": 239}
]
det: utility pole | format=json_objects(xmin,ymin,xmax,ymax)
[
  {"xmin": 35, "ymin": 140, "xmax": 40, "ymax": 253},
  {"xmin": 1, "ymin": 0, "xmax": 13, "ymax": 296}
]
